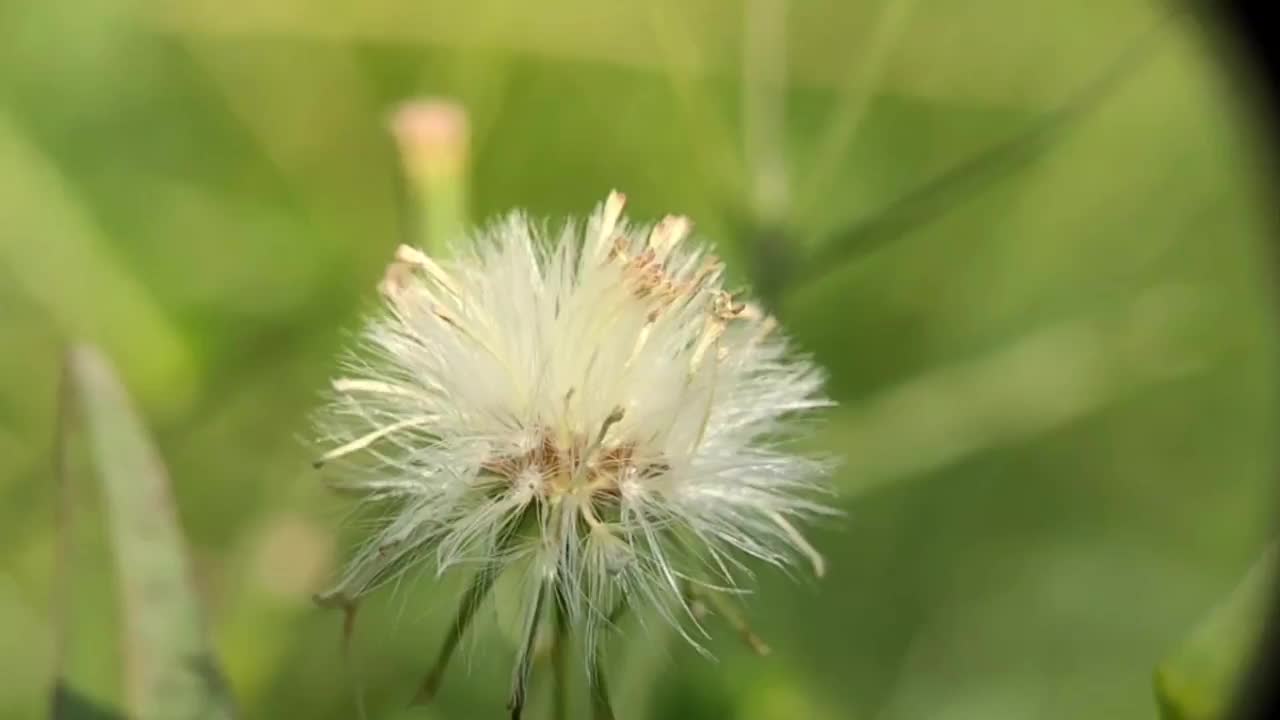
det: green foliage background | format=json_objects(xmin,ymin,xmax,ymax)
[{"xmin": 1, "ymin": 1, "xmax": 1277, "ymax": 718}]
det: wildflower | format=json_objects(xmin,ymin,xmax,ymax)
[{"xmin": 314, "ymin": 192, "xmax": 833, "ymax": 716}]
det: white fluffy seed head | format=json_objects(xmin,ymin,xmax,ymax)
[{"xmin": 314, "ymin": 191, "xmax": 835, "ymax": 654}]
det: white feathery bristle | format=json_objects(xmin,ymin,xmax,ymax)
[{"xmin": 314, "ymin": 192, "xmax": 835, "ymax": 658}]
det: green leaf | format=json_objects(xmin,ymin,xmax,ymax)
[
  {"xmin": 794, "ymin": 12, "xmax": 1174, "ymax": 291},
  {"xmin": 0, "ymin": 113, "xmax": 198, "ymax": 416},
  {"xmin": 50, "ymin": 683, "xmax": 126, "ymax": 720},
  {"xmin": 57, "ymin": 345, "xmax": 237, "ymax": 720},
  {"xmin": 1155, "ymin": 542, "xmax": 1276, "ymax": 720}
]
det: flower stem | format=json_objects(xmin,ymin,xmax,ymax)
[
  {"xmin": 551, "ymin": 583, "xmax": 569, "ymax": 720},
  {"xmin": 508, "ymin": 578, "xmax": 550, "ymax": 720},
  {"xmin": 589, "ymin": 647, "xmax": 615, "ymax": 720},
  {"xmin": 411, "ymin": 563, "xmax": 500, "ymax": 705},
  {"xmin": 590, "ymin": 600, "xmax": 627, "ymax": 720},
  {"xmin": 413, "ymin": 515, "xmax": 524, "ymax": 705}
]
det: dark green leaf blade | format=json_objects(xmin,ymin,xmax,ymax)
[{"xmin": 1155, "ymin": 542, "xmax": 1276, "ymax": 720}]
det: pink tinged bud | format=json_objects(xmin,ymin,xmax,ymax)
[{"xmin": 389, "ymin": 99, "xmax": 470, "ymax": 184}]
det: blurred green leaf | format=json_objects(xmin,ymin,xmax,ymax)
[
  {"xmin": 0, "ymin": 113, "xmax": 198, "ymax": 417},
  {"xmin": 58, "ymin": 345, "xmax": 237, "ymax": 720},
  {"xmin": 795, "ymin": 13, "xmax": 1172, "ymax": 290},
  {"xmin": 1155, "ymin": 542, "xmax": 1275, "ymax": 720},
  {"xmin": 50, "ymin": 684, "xmax": 126, "ymax": 720}
]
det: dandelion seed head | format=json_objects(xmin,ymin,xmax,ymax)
[{"xmin": 315, "ymin": 191, "xmax": 834, "ymax": 655}]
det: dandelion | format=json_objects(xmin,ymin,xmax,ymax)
[{"xmin": 313, "ymin": 191, "xmax": 834, "ymax": 717}]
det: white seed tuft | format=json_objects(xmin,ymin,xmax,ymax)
[{"xmin": 314, "ymin": 192, "xmax": 835, "ymax": 661}]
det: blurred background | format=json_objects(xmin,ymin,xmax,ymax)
[{"xmin": 2, "ymin": 1, "xmax": 1277, "ymax": 718}]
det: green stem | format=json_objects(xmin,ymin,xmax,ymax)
[
  {"xmin": 419, "ymin": 178, "xmax": 467, "ymax": 258},
  {"xmin": 551, "ymin": 583, "xmax": 570, "ymax": 720},
  {"xmin": 508, "ymin": 579, "xmax": 550, "ymax": 720},
  {"xmin": 413, "ymin": 514, "xmax": 524, "ymax": 705},
  {"xmin": 590, "ymin": 600, "xmax": 627, "ymax": 720},
  {"xmin": 589, "ymin": 648, "xmax": 616, "ymax": 720},
  {"xmin": 412, "ymin": 564, "xmax": 500, "ymax": 705}
]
